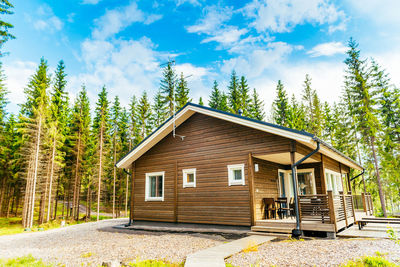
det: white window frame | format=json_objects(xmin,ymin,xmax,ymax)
[
  {"xmin": 183, "ymin": 168, "xmax": 196, "ymax": 188},
  {"xmin": 278, "ymin": 168, "xmax": 316, "ymax": 197},
  {"xmin": 325, "ymin": 169, "xmax": 343, "ymax": 194},
  {"xmin": 145, "ymin": 171, "xmax": 165, "ymax": 201},
  {"xmin": 228, "ymin": 164, "xmax": 245, "ymax": 186}
]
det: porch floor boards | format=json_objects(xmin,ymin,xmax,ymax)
[{"xmin": 252, "ymin": 219, "xmax": 336, "ymax": 234}]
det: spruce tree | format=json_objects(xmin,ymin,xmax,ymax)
[
  {"xmin": 46, "ymin": 60, "xmax": 69, "ymax": 222},
  {"xmin": 160, "ymin": 62, "xmax": 177, "ymax": 117},
  {"xmin": 110, "ymin": 96, "xmax": 121, "ymax": 218},
  {"xmin": 272, "ymin": 80, "xmax": 289, "ymax": 127},
  {"xmin": 20, "ymin": 58, "xmax": 50, "ymax": 228},
  {"xmin": 344, "ymin": 38, "xmax": 387, "ymax": 216},
  {"xmin": 287, "ymin": 95, "xmax": 306, "ymax": 131},
  {"xmin": 0, "ymin": 0, "xmax": 15, "ymax": 54},
  {"xmin": 198, "ymin": 97, "xmax": 204, "ymax": 106},
  {"xmin": 128, "ymin": 96, "xmax": 139, "ymax": 146},
  {"xmin": 239, "ymin": 76, "xmax": 251, "ymax": 116},
  {"xmin": 93, "ymin": 86, "xmax": 110, "ymax": 221},
  {"xmin": 209, "ymin": 80, "xmax": 221, "ymax": 110},
  {"xmin": 136, "ymin": 91, "xmax": 152, "ymax": 143},
  {"xmin": 152, "ymin": 90, "xmax": 165, "ymax": 128},
  {"xmin": 175, "ymin": 72, "xmax": 191, "ymax": 110},
  {"xmin": 249, "ymin": 88, "xmax": 265, "ymax": 121},
  {"xmin": 227, "ymin": 70, "xmax": 240, "ymax": 114},
  {"xmin": 70, "ymin": 86, "xmax": 91, "ymax": 221}
]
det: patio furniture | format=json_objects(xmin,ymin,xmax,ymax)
[
  {"xmin": 276, "ymin": 197, "xmax": 288, "ymax": 219},
  {"xmin": 263, "ymin": 198, "xmax": 277, "ymax": 219},
  {"xmin": 282, "ymin": 197, "xmax": 295, "ymax": 219}
]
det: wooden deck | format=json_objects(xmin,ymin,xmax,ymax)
[
  {"xmin": 251, "ymin": 193, "xmax": 374, "ymax": 234},
  {"xmin": 252, "ymin": 219, "xmax": 336, "ymax": 234}
]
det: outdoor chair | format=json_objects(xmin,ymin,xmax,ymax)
[{"xmin": 263, "ymin": 198, "xmax": 277, "ymax": 219}]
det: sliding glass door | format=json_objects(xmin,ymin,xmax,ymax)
[{"xmin": 278, "ymin": 169, "xmax": 316, "ymax": 198}]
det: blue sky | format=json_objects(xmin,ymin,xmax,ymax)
[{"xmin": 3, "ymin": 0, "xmax": 400, "ymax": 115}]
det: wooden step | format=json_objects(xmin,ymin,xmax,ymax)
[
  {"xmin": 248, "ymin": 231, "xmax": 291, "ymax": 238},
  {"xmin": 251, "ymin": 225, "xmax": 293, "ymax": 234},
  {"xmin": 255, "ymin": 220, "xmax": 296, "ymax": 228}
]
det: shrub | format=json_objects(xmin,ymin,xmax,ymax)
[
  {"xmin": 341, "ymin": 253, "xmax": 398, "ymax": 267},
  {"xmin": 0, "ymin": 255, "xmax": 53, "ymax": 267}
]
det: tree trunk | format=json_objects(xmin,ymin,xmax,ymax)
[
  {"xmin": 73, "ymin": 131, "xmax": 81, "ymax": 220},
  {"xmin": 370, "ymin": 136, "xmax": 387, "ymax": 217},
  {"xmin": 46, "ymin": 137, "xmax": 57, "ymax": 222},
  {"xmin": 113, "ymin": 135, "xmax": 116, "ymax": 219},
  {"xmin": 29, "ymin": 116, "xmax": 43, "ymax": 228},
  {"xmin": 88, "ymin": 186, "xmax": 91, "ymax": 220},
  {"xmin": 97, "ymin": 125, "xmax": 103, "ymax": 221}
]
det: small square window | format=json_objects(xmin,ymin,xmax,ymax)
[
  {"xmin": 183, "ymin": 169, "xmax": 196, "ymax": 188},
  {"xmin": 228, "ymin": 164, "xmax": 245, "ymax": 186}
]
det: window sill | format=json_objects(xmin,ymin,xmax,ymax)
[
  {"xmin": 229, "ymin": 181, "xmax": 245, "ymax": 186},
  {"xmin": 183, "ymin": 184, "xmax": 196, "ymax": 188},
  {"xmin": 145, "ymin": 197, "xmax": 164, "ymax": 202}
]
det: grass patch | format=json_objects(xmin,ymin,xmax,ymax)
[
  {"xmin": 80, "ymin": 252, "xmax": 94, "ymax": 258},
  {"xmin": 0, "ymin": 214, "xmax": 112, "ymax": 237},
  {"xmin": 243, "ymin": 240, "xmax": 258, "ymax": 253},
  {"xmin": 341, "ymin": 252, "xmax": 398, "ymax": 267},
  {"xmin": 0, "ymin": 255, "xmax": 53, "ymax": 267},
  {"xmin": 283, "ymin": 237, "xmax": 305, "ymax": 242},
  {"xmin": 127, "ymin": 259, "xmax": 183, "ymax": 267}
]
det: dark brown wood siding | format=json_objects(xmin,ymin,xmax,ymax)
[
  {"xmin": 132, "ymin": 113, "xmax": 292, "ymax": 226},
  {"xmin": 130, "ymin": 112, "xmax": 354, "ymax": 226}
]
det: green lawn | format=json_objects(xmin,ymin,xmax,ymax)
[{"xmin": 0, "ymin": 214, "xmax": 112, "ymax": 236}]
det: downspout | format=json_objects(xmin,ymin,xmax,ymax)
[
  {"xmin": 291, "ymin": 140, "xmax": 320, "ymax": 238},
  {"xmin": 122, "ymin": 168, "xmax": 132, "ymax": 226}
]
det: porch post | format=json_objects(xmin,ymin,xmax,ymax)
[
  {"xmin": 248, "ymin": 153, "xmax": 256, "ymax": 226},
  {"xmin": 130, "ymin": 162, "xmax": 135, "ymax": 224},
  {"xmin": 290, "ymin": 151, "xmax": 301, "ymax": 236}
]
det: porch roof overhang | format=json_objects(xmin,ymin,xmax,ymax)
[{"xmin": 116, "ymin": 103, "xmax": 363, "ymax": 171}]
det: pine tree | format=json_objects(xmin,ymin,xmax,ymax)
[
  {"xmin": 136, "ymin": 91, "xmax": 152, "ymax": 143},
  {"xmin": 128, "ymin": 96, "xmax": 139, "ymax": 146},
  {"xmin": 46, "ymin": 60, "xmax": 69, "ymax": 222},
  {"xmin": 70, "ymin": 86, "xmax": 91, "ymax": 221},
  {"xmin": 0, "ymin": 0, "xmax": 15, "ymax": 54},
  {"xmin": 239, "ymin": 76, "xmax": 251, "ymax": 116},
  {"xmin": 344, "ymin": 38, "xmax": 387, "ymax": 216},
  {"xmin": 287, "ymin": 95, "xmax": 306, "ymax": 131},
  {"xmin": 20, "ymin": 58, "xmax": 50, "ymax": 228},
  {"xmin": 93, "ymin": 86, "xmax": 110, "ymax": 221},
  {"xmin": 0, "ymin": 62, "xmax": 9, "ymax": 216},
  {"xmin": 198, "ymin": 97, "xmax": 204, "ymax": 106},
  {"xmin": 175, "ymin": 72, "xmax": 191, "ymax": 110},
  {"xmin": 227, "ymin": 70, "xmax": 240, "ymax": 114},
  {"xmin": 152, "ymin": 90, "xmax": 165, "ymax": 128},
  {"xmin": 272, "ymin": 80, "xmax": 289, "ymax": 127},
  {"xmin": 110, "ymin": 96, "xmax": 121, "ymax": 218},
  {"xmin": 160, "ymin": 62, "xmax": 177, "ymax": 117},
  {"xmin": 249, "ymin": 88, "xmax": 265, "ymax": 121},
  {"xmin": 209, "ymin": 80, "xmax": 221, "ymax": 110}
]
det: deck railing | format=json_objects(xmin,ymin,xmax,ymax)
[{"xmin": 298, "ymin": 191, "xmax": 356, "ymax": 231}]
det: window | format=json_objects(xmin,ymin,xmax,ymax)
[
  {"xmin": 325, "ymin": 170, "xmax": 343, "ymax": 194},
  {"xmin": 279, "ymin": 169, "xmax": 316, "ymax": 197},
  {"xmin": 145, "ymin": 172, "xmax": 164, "ymax": 201},
  {"xmin": 183, "ymin": 169, "xmax": 196, "ymax": 188},
  {"xmin": 228, "ymin": 164, "xmax": 245, "ymax": 186}
]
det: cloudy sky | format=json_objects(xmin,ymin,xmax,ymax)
[{"xmin": 3, "ymin": 0, "xmax": 400, "ymax": 114}]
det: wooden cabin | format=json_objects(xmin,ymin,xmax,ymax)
[{"xmin": 116, "ymin": 103, "xmax": 373, "ymax": 234}]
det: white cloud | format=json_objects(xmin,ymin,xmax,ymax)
[
  {"xmin": 307, "ymin": 42, "xmax": 347, "ymax": 57},
  {"xmin": 186, "ymin": 5, "xmax": 233, "ymax": 34},
  {"xmin": 3, "ymin": 61, "xmax": 37, "ymax": 113},
  {"xmin": 92, "ymin": 2, "xmax": 162, "ymax": 40},
  {"xmin": 221, "ymin": 42, "xmax": 295, "ymax": 78},
  {"xmin": 202, "ymin": 27, "xmax": 248, "ymax": 45},
  {"xmin": 175, "ymin": 63, "xmax": 208, "ymax": 80},
  {"xmin": 346, "ymin": 0, "xmax": 400, "ymax": 26},
  {"xmin": 243, "ymin": 0, "xmax": 346, "ymax": 33},
  {"xmin": 174, "ymin": 0, "xmax": 202, "ymax": 6},
  {"xmin": 33, "ymin": 5, "xmax": 63, "ymax": 32},
  {"xmin": 82, "ymin": 0, "xmax": 102, "ymax": 4}
]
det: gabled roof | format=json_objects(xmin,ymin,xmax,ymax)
[{"xmin": 116, "ymin": 103, "xmax": 363, "ymax": 171}]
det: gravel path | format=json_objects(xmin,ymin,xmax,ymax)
[
  {"xmin": 0, "ymin": 219, "xmax": 225, "ymax": 266},
  {"xmin": 226, "ymin": 238, "xmax": 400, "ymax": 266}
]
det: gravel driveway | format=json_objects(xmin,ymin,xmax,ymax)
[
  {"xmin": 226, "ymin": 238, "xmax": 400, "ymax": 266},
  {"xmin": 0, "ymin": 219, "xmax": 225, "ymax": 266}
]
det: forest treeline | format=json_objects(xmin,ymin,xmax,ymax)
[
  {"xmin": 0, "ymin": 0, "xmax": 399, "ymax": 226},
  {"xmin": 0, "ymin": 39, "xmax": 399, "ymax": 228}
]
